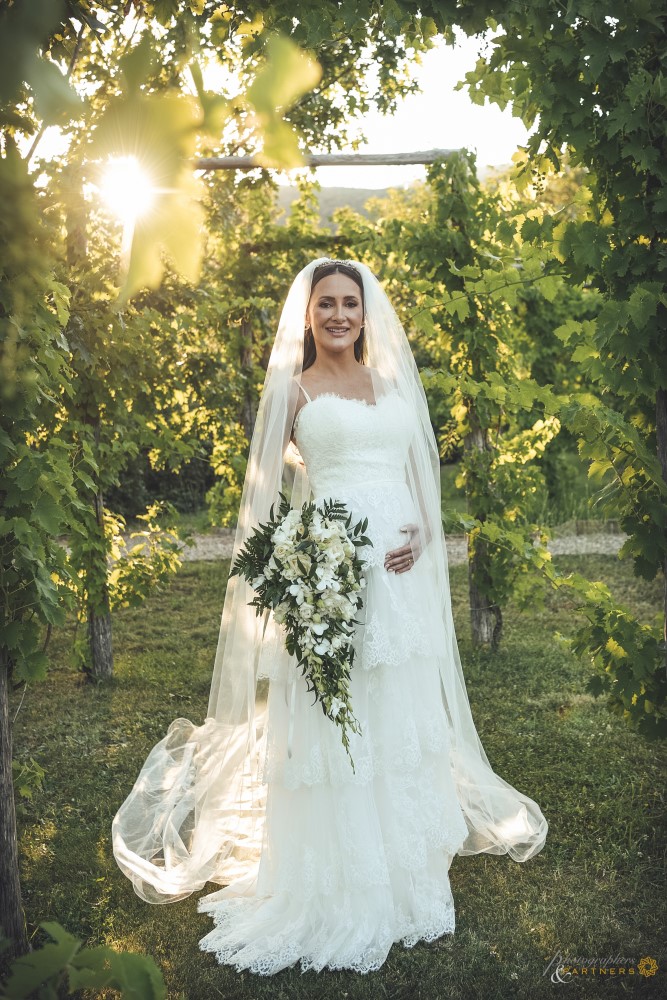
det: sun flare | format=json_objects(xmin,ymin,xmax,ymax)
[{"xmin": 100, "ymin": 156, "xmax": 156, "ymax": 226}]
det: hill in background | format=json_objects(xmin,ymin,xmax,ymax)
[
  {"xmin": 274, "ymin": 164, "xmax": 510, "ymax": 230},
  {"xmin": 275, "ymin": 185, "xmax": 390, "ymax": 230}
]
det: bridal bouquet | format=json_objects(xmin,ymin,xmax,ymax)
[{"xmin": 229, "ymin": 491, "xmax": 373, "ymax": 772}]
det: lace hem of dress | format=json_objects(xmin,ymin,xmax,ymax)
[
  {"xmin": 198, "ymin": 903, "xmax": 455, "ymax": 976},
  {"xmin": 197, "ymin": 870, "xmax": 458, "ymax": 975}
]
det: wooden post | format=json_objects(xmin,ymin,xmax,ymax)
[{"xmin": 194, "ymin": 148, "xmax": 459, "ymax": 172}]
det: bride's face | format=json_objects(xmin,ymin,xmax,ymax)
[{"xmin": 306, "ymin": 273, "xmax": 364, "ymax": 354}]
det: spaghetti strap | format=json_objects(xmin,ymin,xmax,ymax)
[{"xmin": 299, "ymin": 382, "xmax": 312, "ymax": 403}]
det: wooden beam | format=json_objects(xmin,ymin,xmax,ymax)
[{"xmin": 194, "ymin": 147, "xmax": 459, "ymax": 171}]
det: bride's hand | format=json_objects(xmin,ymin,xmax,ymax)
[{"xmin": 384, "ymin": 523, "xmax": 423, "ymax": 574}]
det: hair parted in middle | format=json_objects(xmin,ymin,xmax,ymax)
[{"xmin": 303, "ymin": 260, "xmax": 367, "ymax": 371}]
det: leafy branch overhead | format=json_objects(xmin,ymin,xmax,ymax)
[{"xmin": 88, "ymin": 31, "xmax": 321, "ymax": 301}]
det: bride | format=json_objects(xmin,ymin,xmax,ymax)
[{"xmin": 112, "ymin": 257, "xmax": 548, "ymax": 975}]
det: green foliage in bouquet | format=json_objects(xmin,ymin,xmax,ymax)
[{"xmin": 230, "ymin": 491, "xmax": 373, "ymax": 771}]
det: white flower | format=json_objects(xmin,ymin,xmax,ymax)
[
  {"xmin": 285, "ymin": 551, "xmax": 310, "ymax": 576},
  {"xmin": 273, "ymin": 601, "xmax": 290, "ymax": 624},
  {"xmin": 251, "ymin": 574, "xmax": 265, "ymax": 589},
  {"xmin": 288, "ymin": 582, "xmax": 307, "ymax": 604},
  {"xmin": 330, "ymin": 696, "xmax": 345, "ymax": 718}
]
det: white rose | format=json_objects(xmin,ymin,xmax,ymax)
[
  {"xmin": 303, "ymin": 553, "xmax": 314, "ymax": 573},
  {"xmin": 282, "ymin": 553, "xmax": 300, "ymax": 576}
]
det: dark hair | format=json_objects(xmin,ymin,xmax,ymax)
[{"xmin": 303, "ymin": 262, "xmax": 367, "ymax": 371}]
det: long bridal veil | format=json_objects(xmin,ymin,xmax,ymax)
[{"xmin": 112, "ymin": 257, "xmax": 547, "ymax": 904}]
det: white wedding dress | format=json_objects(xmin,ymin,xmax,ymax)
[{"xmin": 197, "ymin": 385, "xmax": 472, "ymax": 973}]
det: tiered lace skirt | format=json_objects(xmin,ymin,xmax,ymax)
[{"xmin": 197, "ymin": 481, "xmax": 470, "ymax": 974}]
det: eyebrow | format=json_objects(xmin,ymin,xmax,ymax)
[{"xmin": 317, "ymin": 294, "xmax": 359, "ymax": 300}]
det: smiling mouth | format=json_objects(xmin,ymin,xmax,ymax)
[{"xmin": 326, "ymin": 327, "xmax": 349, "ymax": 334}]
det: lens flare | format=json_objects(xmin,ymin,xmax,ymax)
[{"xmin": 100, "ymin": 156, "xmax": 156, "ymax": 226}]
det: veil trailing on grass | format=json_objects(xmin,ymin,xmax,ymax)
[{"xmin": 112, "ymin": 256, "xmax": 548, "ymax": 904}]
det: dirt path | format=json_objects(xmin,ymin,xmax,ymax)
[{"xmin": 165, "ymin": 528, "xmax": 627, "ymax": 565}]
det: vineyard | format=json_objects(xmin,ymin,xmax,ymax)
[{"xmin": 1, "ymin": 1, "xmax": 665, "ymax": 995}]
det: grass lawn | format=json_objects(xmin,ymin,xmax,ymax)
[{"xmin": 9, "ymin": 553, "xmax": 666, "ymax": 999}]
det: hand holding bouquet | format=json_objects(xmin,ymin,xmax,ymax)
[{"xmin": 229, "ymin": 491, "xmax": 373, "ymax": 772}]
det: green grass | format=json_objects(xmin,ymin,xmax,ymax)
[{"xmin": 9, "ymin": 555, "xmax": 666, "ymax": 999}]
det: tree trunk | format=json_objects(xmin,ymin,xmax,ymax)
[
  {"xmin": 87, "ymin": 482, "xmax": 113, "ymax": 679},
  {"xmin": 64, "ymin": 165, "xmax": 113, "ymax": 678},
  {"xmin": 467, "ymin": 535, "xmax": 495, "ymax": 646},
  {"xmin": 87, "ymin": 603, "xmax": 113, "ymax": 679},
  {"xmin": 656, "ymin": 387, "xmax": 667, "ymax": 671},
  {"xmin": 463, "ymin": 405, "xmax": 497, "ymax": 647},
  {"xmin": 0, "ymin": 653, "xmax": 29, "ymax": 964},
  {"xmin": 64, "ymin": 163, "xmax": 87, "ymax": 265}
]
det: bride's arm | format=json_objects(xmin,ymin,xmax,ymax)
[
  {"xmin": 282, "ymin": 378, "xmax": 307, "ymax": 477},
  {"xmin": 385, "ymin": 442, "xmax": 435, "ymax": 573},
  {"xmin": 283, "ymin": 377, "xmax": 303, "ymax": 451}
]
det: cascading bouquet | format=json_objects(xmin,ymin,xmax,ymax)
[{"xmin": 229, "ymin": 490, "xmax": 373, "ymax": 772}]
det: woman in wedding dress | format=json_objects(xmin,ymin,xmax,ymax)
[{"xmin": 112, "ymin": 257, "xmax": 548, "ymax": 976}]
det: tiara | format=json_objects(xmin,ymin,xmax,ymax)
[{"xmin": 314, "ymin": 258, "xmax": 361, "ymax": 275}]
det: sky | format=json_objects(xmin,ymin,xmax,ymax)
[{"xmin": 278, "ymin": 27, "xmax": 536, "ymax": 190}]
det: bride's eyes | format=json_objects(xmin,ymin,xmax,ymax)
[{"xmin": 317, "ymin": 299, "xmax": 359, "ymax": 307}]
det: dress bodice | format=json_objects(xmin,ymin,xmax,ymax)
[{"xmin": 293, "ymin": 387, "xmax": 416, "ymax": 498}]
